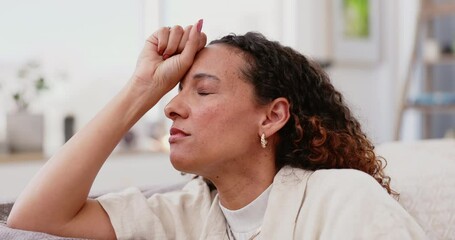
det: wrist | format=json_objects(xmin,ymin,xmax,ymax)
[{"xmin": 124, "ymin": 75, "xmax": 165, "ymax": 114}]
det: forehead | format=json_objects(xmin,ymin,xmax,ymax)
[{"xmin": 184, "ymin": 44, "xmax": 247, "ymax": 82}]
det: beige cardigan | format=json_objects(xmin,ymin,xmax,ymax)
[{"xmin": 98, "ymin": 167, "xmax": 427, "ymax": 240}]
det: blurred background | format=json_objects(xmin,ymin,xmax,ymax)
[{"xmin": 0, "ymin": 0, "xmax": 454, "ymax": 200}]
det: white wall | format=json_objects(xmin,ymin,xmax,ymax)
[
  {"xmin": 160, "ymin": 0, "xmax": 283, "ymax": 41},
  {"xmin": 0, "ymin": 152, "xmax": 187, "ymax": 201},
  {"xmin": 0, "ymin": 0, "xmax": 420, "ymax": 157},
  {"xmin": 326, "ymin": 0, "xmax": 401, "ymax": 144},
  {"xmin": 308, "ymin": 0, "xmax": 419, "ymax": 144},
  {"xmin": 397, "ymin": 0, "xmax": 422, "ymax": 140},
  {"xmin": 0, "ymin": 0, "xmax": 146, "ymax": 155}
]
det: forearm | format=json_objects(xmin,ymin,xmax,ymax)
[
  {"xmin": 8, "ymin": 20, "xmax": 206, "ymax": 236},
  {"xmin": 8, "ymin": 80, "xmax": 160, "ymax": 227}
]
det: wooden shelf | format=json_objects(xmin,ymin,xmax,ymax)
[
  {"xmin": 405, "ymin": 104, "xmax": 455, "ymax": 113},
  {"xmin": 406, "ymin": 92, "xmax": 455, "ymax": 112},
  {"xmin": 411, "ymin": 92, "xmax": 455, "ymax": 104},
  {"xmin": 422, "ymin": 2, "xmax": 455, "ymax": 19},
  {"xmin": 395, "ymin": 0, "xmax": 455, "ymax": 140},
  {"xmin": 425, "ymin": 54, "xmax": 455, "ymax": 65},
  {"xmin": 0, "ymin": 149, "xmax": 167, "ymax": 163},
  {"xmin": 0, "ymin": 152, "xmax": 45, "ymax": 163}
]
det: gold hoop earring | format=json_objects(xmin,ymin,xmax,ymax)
[{"xmin": 261, "ymin": 133, "xmax": 268, "ymax": 148}]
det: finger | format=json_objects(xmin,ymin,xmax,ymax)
[
  {"xmin": 177, "ymin": 25, "xmax": 192, "ymax": 53},
  {"xmin": 163, "ymin": 25, "xmax": 184, "ymax": 60},
  {"xmin": 198, "ymin": 32, "xmax": 207, "ymax": 51},
  {"xmin": 144, "ymin": 34, "xmax": 159, "ymax": 52},
  {"xmin": 156, "ymin": 27, "xmax": 171, "ymax": 55},
  {"xmin": 179, "ymin": 19, "xmax": 205, "ymax": 69}
]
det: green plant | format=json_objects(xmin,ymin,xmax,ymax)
[{"xmin": 12, "ymin": 60, "xmax": 49, "ymax": 112}]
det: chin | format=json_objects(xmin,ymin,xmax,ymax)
[{"xmin": 169, "ymin": 154, "xmax": 196, "ymax": 174}]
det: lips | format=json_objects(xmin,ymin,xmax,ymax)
[{"xmin": 169, "ymin": 127, "xmax": 190, "ymax": 143}]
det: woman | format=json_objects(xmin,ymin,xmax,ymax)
[{"xmin": 8, "ymin": 20, "xmax": 426, "ymax": 239}]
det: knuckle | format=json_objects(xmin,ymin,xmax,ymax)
[
  {"xmin": 159, "ymin": 26, "xmax": 170, "ymax": 32},
  {"xmin": 146, "ymin": 35, "xmax": 158, "ymax": 44},
  {"xmin": 173, "ymin": 25, "xmax": 184, "ymax": 34}
]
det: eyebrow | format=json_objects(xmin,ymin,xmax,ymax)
[
  {"xmin": 178, "ymin": 73, "xmax": 220, "ymax": 91},
  {"xmin": 193, "ymin": 73, "xmax": 220, "ymax": 81}
]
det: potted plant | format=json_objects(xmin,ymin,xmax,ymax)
[{"xmin": 5, "ymin": 60, "xmax": 49, "ymax": 153}]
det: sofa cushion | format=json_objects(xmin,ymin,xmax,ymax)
[
  {"xmin": 0, "ymin": 181, "xmax": 188, "ymax": 239},
  {"xmin": 376, "ymin": 139, "xmax": 455, "ymax": 239}
]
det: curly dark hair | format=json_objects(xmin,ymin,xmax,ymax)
[{"xmin": 210, "ymin": 32, "xmax": 393, "ymax": 194}]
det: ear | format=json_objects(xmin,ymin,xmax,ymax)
[{"xmin": 259, "ymin": 97, "xmax": 290, "ymax": 137}]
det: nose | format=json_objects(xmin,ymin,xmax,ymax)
[{"xmin": 164, "ymin": 93, "xmax": 189, "ymax": 121}]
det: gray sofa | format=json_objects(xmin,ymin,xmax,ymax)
[
  {"xmin": 1, "ymin": 201, "xmax": 88, "ymax": 239},
  {"xmin": 1, "ymin": 139, "xmax": 454, "ymax": 239},
  {"xmin": 0, "ymin": 182, "xmax": 187, "ymax": 239}
]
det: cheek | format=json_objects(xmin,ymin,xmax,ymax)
[
  {"xmin": 195, "ymin": 102, "xmax": 257, "ymax": 143},
  {"xmin": 194, "ymin": 103, "xmax": 229, "ymax": 135}
]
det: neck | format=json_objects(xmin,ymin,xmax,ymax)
[{"xmin": 209, "ymin": 154, "xmax": 276, "ymax": 210}]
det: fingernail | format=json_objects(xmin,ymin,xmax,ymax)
[
  {"xmin": 197, "ymin": 19, "xmax": 203, "ymax": 33},
  {"xmin": 163, "ymin": 54, "xmax": 170, "ymax": 60}
]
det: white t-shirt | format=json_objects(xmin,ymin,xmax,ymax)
[{"xmin": 219, "ymin": 185, "xmax": 271, "ymax": 240}]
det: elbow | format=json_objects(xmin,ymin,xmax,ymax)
[
  {"xmin": 6, "ymin": 202, "xmax": 28, "ymax": 230},
  {"xmin": 6, "ymin": 214, "xmax": 23, "ymax": 229},
  {"xmin": 6, "ymin": 209, "xmax": 40, "ymax": 231},
  {"xmin": 7, "ymin": 207, "xmax": 67, "ymax": 235}
]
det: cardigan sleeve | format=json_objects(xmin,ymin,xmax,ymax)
[
  {"xmin": 97, "ymin": 178, "xmax": 213, "ymax": 240},
  {"xmin": 300, "ymin": 169, "xmax": 428, "ymax": 240}
]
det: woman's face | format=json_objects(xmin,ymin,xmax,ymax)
[{"xmin": 165, "ymin": 44, "xmax": 266, "ymax": 177}]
